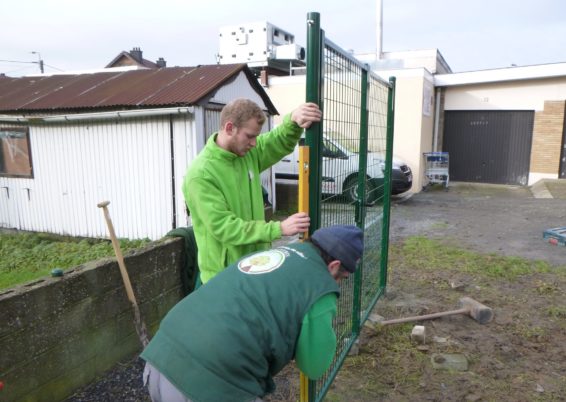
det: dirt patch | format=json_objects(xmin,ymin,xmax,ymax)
[{"xmin": 322, "ymin": 182, "xmax": 566, "ymax": 401}]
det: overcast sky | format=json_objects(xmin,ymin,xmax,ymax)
[{"xmin": 2, "ymin": 0, "xmax": 565, "ymax": 77}]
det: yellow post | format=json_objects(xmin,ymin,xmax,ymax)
[
  {"xmin": 300, "ymin": 372, "xmax": 309, "ymax": 402},
  {"xmin": 298, "ymin": 145, "xmax": 310, "ymax": 402},
  {"xmin": 298, "ymin": 146, "xmax": 310, "ymax": 238}
]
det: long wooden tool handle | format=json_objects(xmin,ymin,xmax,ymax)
[
  {"xmin": 98, "ymin": 201, "xmax": 137, "ymax": 305},
  {"xmin": 98, "ymin": 201, "xmax": 149, "ymax": 347},
  {"xmin": 380, "ymin": 307, "xmax": 469, "ymax": 325}
]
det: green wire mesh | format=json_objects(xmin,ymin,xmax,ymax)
[{"xmin": 304, "ymin": 14, "xmax": 395, "ymax": 402}]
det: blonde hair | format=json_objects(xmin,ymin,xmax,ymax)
[{"xmin": 220, "ymin": 98, "xmax": 266, "ymax": 128}]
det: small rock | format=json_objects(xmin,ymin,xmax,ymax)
[
  {"xmin": 494, "ymin": 313, "xmax": 513, "ymax": 325},
  {"xmin": 431, "ymin": 353, "xmax": 469, "ymax": 371},
  {"xmin": 432, "ymin": 336, "xmax": 448, "ymax": 344},
  {"xmin": 367, "ymin": 313, "xmax": 384, "ymax": 324},
  {"xmin": 364, "ymin": 314, "xmax": 384, "ymax": 331},
  {"xmin": 535, "ymin": 384, "xmax": 544, "ymax": 393},
  {"xmin": 363, "ymin": 321, "xmax": 378, "ymax": 331},
  {"xmin": 449, "ymin": 280, "xmax": 466, "ymax": 290},
  {"xmin": 348, "ymin": 339, "xmax": 360, "ymax": 356},
  {"xmin": 411, "ymin": 325, "xmax": 426, "ymax": 344},
  {"xmin": 416, "ymin": 345, "xmax": 430, "ymax": 352},
  {"xmin": 384, "ymin": 290, "xmax": 397, "ymax": 300},
  {"xmin": 500, "ymin": 345, "xmax": 512, "ymax": 353}
]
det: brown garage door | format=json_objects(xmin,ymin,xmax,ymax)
[{"xmin": 443, "ymin": 110, "xmax": 534, "ymax": 185}]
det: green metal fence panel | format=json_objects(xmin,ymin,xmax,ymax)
[
  {"xmin": 359, "ymin": 75, "xmax": 395, "ymax": 324},
  {"xmin": 304, "ymin": 12, "xmax": 395, "ymax": 402}
]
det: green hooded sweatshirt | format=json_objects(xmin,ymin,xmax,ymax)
[{"xmin": 182, "ymin": 114, "xmax": 303, "ymax": 283}]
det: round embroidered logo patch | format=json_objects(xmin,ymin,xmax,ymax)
[{"xmin": 238, "ymin": 250, "xmax": 286, "ymax": 274}]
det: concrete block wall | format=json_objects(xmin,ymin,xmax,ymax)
[
  {"xmin": 0, "ymin": 237, "xmax": 185, "ymax": 402},
  {"xmin": 531, "ymin": 100, "xmax": 565, "ymax": 174}
]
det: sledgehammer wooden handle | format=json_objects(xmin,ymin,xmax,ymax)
[
  {"xmin": 380, "ymin": 308, "xmax": 469, "ymax": 325},
  {"xmin": 381, "ymin": 297, "xmax": 493, "ymax": 325}
]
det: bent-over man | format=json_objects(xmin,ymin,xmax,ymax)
[{"xmin": 142, "ymin": 225, "xmax": 364, "ymax": 402}]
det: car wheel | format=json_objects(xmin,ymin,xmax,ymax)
[{"xmin": 343, "ymin": 176, "xmax": 381, "ymax": 206}]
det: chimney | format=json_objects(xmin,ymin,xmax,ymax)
[
  {"xmin": 156, "ymin": 57, "xmax": 167, "ymax": 68},
  {"xmin": 130, "ymin": 47, "xmax": 143, "ymax": 63}
]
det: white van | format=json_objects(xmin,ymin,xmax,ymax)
[{"xmin": 273, "ymin": 136, "xmax": 412, "ymax": 205}]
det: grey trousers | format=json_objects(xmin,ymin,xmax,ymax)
[
  {"xmin": 143, "ymin": 362, "xmax": 264, "ymax": 402},
  {"xmin": 143, "ymin": 362, "xmax": 191, "ymax": 402}
]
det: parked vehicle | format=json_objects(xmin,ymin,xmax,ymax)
[{"xmin": 274, "ymin": 136, "xmax": 412, "ymax": 205}]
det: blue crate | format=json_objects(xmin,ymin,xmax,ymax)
[
  {"xmin": 543, "ymin": 226, "xmax": 566, "ymax": 246},
  {"xmin": 424, "ymin": 152, "xmax": 449, "ymax": 163}
]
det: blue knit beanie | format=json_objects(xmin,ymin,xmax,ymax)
[{"xmin": 311, "ymin": 225, "xmax": 364, "ymax": 273}]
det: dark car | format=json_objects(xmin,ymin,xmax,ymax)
[{"xmin": 391, "ymin": 162, "xmax": 413, "ymax": 195}]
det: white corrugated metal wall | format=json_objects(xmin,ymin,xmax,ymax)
[
  {"xmin": 1, "ymin": 73, "xmax": 278, "ymax": 239},
  {"xmin": 210, "ymin": 71, "xmax": 267, "ymax": 106},
  {"xmin": 173, "ymin": 115, "xmax": 198, "ymax": 229},
  {"xmin": 1, "ymin": 114, "xmax": 195, "ymax": 240}
]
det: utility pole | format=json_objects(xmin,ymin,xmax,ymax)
[
  {"xmin": 30, "ymin": 51, "xmax": 44, "ymax": 74},
  {"xmin": 376, "ymin": 0, "xmax": 383, "ymax": 60}
]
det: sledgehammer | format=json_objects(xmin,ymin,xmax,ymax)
[{"xmin": 380, "ymin": 297, "xmax": 493, "ymax": 325}]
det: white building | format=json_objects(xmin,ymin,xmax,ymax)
[{"xmin": 0, "ymin": 64, "xmax": 278, "ymax": 240}]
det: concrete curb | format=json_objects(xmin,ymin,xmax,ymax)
[{"xmin": 530, "ymin": 180, "xmax": 554, "ymax": 199}]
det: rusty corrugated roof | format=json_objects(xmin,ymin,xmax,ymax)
[{"xmin": 0, "ymin": 64, "xmax": 278, "ymax": 115}]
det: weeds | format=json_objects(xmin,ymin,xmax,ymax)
[
  {"xmin": 512, "ymin": 323, "xmax": 548, "ymax": 342},
  {"xmin": 547, "ymin": 306, "xmax": 566, "ymax": 318},
  {"xmin": 320, "ymin": 236, "xmax": 566, "ymax": 401},
  {"xmin": 534, "ymin": 280, "xmax": 560, "ymax": 295},
  {"xmin": 395, "ymin": 236, "xmax": 561, "ymax": 280}
]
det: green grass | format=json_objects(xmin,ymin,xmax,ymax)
[
  {"xmin": 0, "ymin": 232, "xmax": 151, "ymax": 291},
  {"xmin": 396, "ymin": 236, "xmax": 562, "ymax": 280},
  {"xmin": 547, "ymin": 306, "xmax": 566, "ymax": 318}
]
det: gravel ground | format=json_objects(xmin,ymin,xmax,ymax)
[
  {"xmin": 64, "ymin": 357, "xmax": 149, "ymax": 402},
  {"xmin": 390, "ymin": 181, "xmax": 566, "ymax": 266}
]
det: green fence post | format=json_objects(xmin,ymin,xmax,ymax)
[
  {"xmin": 352, "ymin": 68, "xmax": 369, "ymax": 336},
  {"xmin": 305, "ymin": 12, "xmax": 324, "ymax": 401},
  {"xmin": 305, "ymin": 12, "xmax": 323, "ymax": 235},
  {"xmin": 380, "ymin": 77, "xmax": 396, "ymax": 290}
]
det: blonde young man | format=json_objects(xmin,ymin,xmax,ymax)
[{"xmin": 182, "ymin": 99, "xmax": 322, "ymax": 284}]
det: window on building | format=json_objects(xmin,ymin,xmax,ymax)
[{"xmin": 0, "ymin": 127, "xmax": 33, "ymax": 178}]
